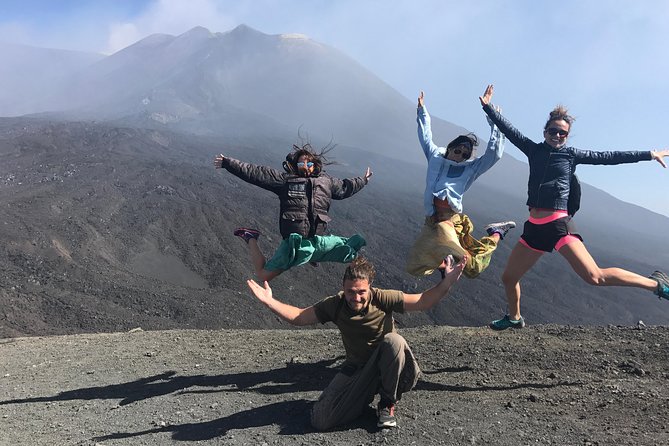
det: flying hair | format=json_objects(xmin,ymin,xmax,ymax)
[
  {"xmin": 343, "ymin": 256, "xmax": 376, "ymax": 285},
  {"xmin": 544, "ymin": 105, "xmax": 575, "ymax": 129},
  {"xmin": 283, "ymin": 129, "xmax": 338, "ymax": 175}
]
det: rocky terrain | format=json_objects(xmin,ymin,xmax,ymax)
[{"xmin": 1, "ymin": 324, "xmax": 668, "ymax": 445}]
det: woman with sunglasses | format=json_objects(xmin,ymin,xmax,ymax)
[
  {"xmin": 406, "ymin": 87, "xmax": 516, "ymax": 280},
  {"xmin": 214, "ymin": 143, "xmax": 372, "ymax": 281},
  {"xmin": 480, "ymin": 87, "xmax": 669, "ymax": 330}
]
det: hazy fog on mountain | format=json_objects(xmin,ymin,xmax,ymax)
[
  {"xmin": 0, "ymin": 41, "xmax": 103, "ymax": 117},
  {"xmin": 4, "ymin": 25, "xmax": 464, "ymax": 163}
]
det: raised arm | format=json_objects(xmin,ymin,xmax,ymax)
[
  {"xmin": 573, "ymin": 148, "xmax": 655, "ymax": 166},
  {"xmin": 479, "ymin": 85, "xmax": 534, "ymax": 156},
  {"xmin": 469, "ymin": 107, "xmax": 506, "ymax": 176},
  {"xmin": 417, "ymin": 91, "xmax": 442, "ymax": 159},
  {"xmin": 214, "ymin": 154, "xmax": 285, "ymax": 193},
  {"xmin": 330, "ymin": 170, "xmax": 371, "ymax": 200},
  {"xmin": 403, "ymin": 256, "xmax": 466, "ymax": 312},
  {"xmin": 247, "ymin": 279, "xmax": 319, "ymax": 326}
]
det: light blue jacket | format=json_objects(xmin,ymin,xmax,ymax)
[{"xmin": 418, "ymin": 105, "xmax": 505, "ymax": 215}]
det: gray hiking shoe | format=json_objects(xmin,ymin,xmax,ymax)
[
  {"xmin": 649, "ymin": 271, "xmax": 669, "ymax": 300},
  {"xmin": 484, "ymin": 221, "xmax": 516, "ymax": 240},
  {"xmin": 490, "ymin": 314, "xmax": 525, "ymax": 330},
  {"xmin": 377, "ymin": 402, "xmax": 397, "ymax": 428}
]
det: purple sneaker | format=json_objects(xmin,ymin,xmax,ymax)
[{"xmin": 233, "ymin": 227, "xmax": 261, "ymax": 243}]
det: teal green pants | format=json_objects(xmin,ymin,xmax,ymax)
[{"xmin": 264, "ymin": 233, "xmax": 366, "ymax": 272}]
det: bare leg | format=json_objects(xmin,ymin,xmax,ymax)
[
  {"xmin": 558, "ymin": 240, "xmax": 657, "ymax": 291},
  {"xmin": 501, "ymin": 242, "xmax": 544, "ymax": 320},
  {"xmin": 248, "ymin": 239, "xmax": 283, "ymax": 282}
]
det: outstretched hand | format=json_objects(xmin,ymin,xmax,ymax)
[
  {"xmin": 418, "ymin": 90, "xmax": 425, "ymax": 108},
  {"xmin": 364, "ymin": 167, "xmax": 373, "ymax": 181},
  {"xmin": 247, "ymin": 279, "xmax": 273, "ymax": 303},
  {"xmin": 651, "ymin": 149, "xmax": 669, "ymax": 168},
  {"xmin": 479, "ymin": 84, "xmax": 494, "ymax": 106},
  {"xmin": 440, "ymin": 254, "xmax": 467, "ymax": 286},
  {"xmin": 213, "ymin": 154, "xmax": 225, "ymax": 168}
]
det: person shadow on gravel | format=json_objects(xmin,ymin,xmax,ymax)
[{"xmin": 0, "ymin": 358, "xmax": 343, "ymax": 408}]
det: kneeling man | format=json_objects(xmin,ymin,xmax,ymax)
[{"xmin": 246, "ymin": 255, "xmax": 465, "ymax": 430}]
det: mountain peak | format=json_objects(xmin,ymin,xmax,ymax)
[
  {"xmin": 227, "ymin": 24, "xmax": 267, "ymax": 37},
  {"xmin": 179, "ymin": 26, "xmax": 213, "ymax": 39},
  {"xmin": 131, "ymin": 32, "xmax": 174, "ymax": 49}
]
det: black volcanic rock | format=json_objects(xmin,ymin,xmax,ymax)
[{"xmin": 0, "ymin": 117, "xmax": 668, "ymax": 338}]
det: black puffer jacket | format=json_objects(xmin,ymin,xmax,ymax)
[
  {"xmin": 483, "ymin": 104, "xmax": 652, "ymax": 211},
  {"xmin": 221, "ymin": 157, "xmax": 368, "ymax": 238}
]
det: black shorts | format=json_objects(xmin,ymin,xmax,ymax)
[{"xmin": 520, "ymin": 216, "xmax": 582, "ymax": 253}]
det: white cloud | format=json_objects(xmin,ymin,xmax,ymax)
[
  {"xmin": 104, "ymin": 0, "xmax": 238, "ymax": 53},
  {"xmin": 106, "ymin": 22, "xmax": 142, "ymax": 54}
]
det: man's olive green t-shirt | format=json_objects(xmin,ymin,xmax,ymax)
[{"xmin": 313, "ymin": 288, "xmax": 404, "ymax": 366}]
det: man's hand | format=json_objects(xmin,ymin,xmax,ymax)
[
  {"xmin": 246, "ymin": 279, "xmax": 318, "ymax": 326},
  {"xmin": 247, "ymin": 279, "xmax": 273, "ymax": 303},
  {"xmin": 403, "ymin": 254, "xmax": 467, "ymax": 312},
  {"xmin": 479, "ymin": 84, "xmax": 494, "ymax": 106},
  {"xmin": 439, "ymin": 254, "xmax": 466, "ymax": 287},
  {"xmin": 213, "ymin": 154, "xmax": 225, "ymax": 168},
  {"xmin": 418, "ymin": 90, "xmax": 425, "ymax": 108},
  {"xmin": 651, "ymin": 149, "xmax": 669, "ymax": 168}
]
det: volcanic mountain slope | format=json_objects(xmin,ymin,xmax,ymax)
[
  {"xmin": 1, "ymin": 117, "xmax": 668, "ymax": 338},
  {"xmin": 1, "ymin": 25, "xmax": 668, "ymax": 338}
]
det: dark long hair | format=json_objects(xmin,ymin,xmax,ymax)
[{"xmin": 282, "ymin": 140, "xmax": 337, "ymax": 176}]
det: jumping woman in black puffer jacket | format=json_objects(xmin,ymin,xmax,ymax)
[{"xmin": 214, "ymin": 142, "xmax": 372, "ymax": 282}]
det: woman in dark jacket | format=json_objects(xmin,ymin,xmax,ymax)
[
  {"xmin": 480, "ymin": 87, "xmax": 669, "ymax": 330},
  {"xmin": 214, "ymin": 143, "xmax": 372, "ymax": 281}
]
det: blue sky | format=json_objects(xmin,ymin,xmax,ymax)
[{"xmin": 1, "ymin": 0, "xmax": 668, "ymax": 216}]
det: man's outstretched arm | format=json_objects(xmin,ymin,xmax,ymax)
[
  {"xmin": 247, "ymin": 279, "xmax": 319, "ymax": 326},
  {"xmin": 402, "ymin": 256, "xmax": 466, "ymax": 312}
]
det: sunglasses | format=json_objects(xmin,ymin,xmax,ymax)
[
  {"xmin": 546, "ymin": 128, "xmax": 569, "ymax": 138},
  {"xmin": 297, "ymin": 161, "xmax": 314, "ymax": 168}
]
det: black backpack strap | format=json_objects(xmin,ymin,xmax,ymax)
[{"xmin": 567, "ymin": 173, "xmax": 581, "ymax": 217}]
